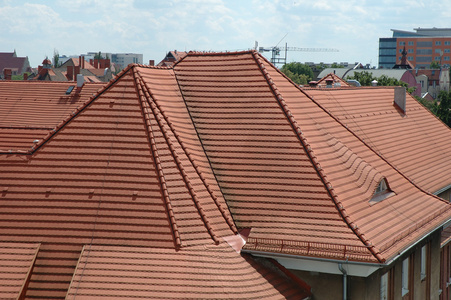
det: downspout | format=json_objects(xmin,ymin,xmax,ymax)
[{"xmin": 338, "ymin": 263, "xmax": 347, "ymax": 300}]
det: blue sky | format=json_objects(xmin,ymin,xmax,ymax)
[{"xmin": 1, "ymin": 0, "xmax": 449, "ymax": 67}]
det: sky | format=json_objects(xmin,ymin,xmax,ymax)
[{"xmin": 1, "ymin": 0, "xmax": 451, "ymax": 68}]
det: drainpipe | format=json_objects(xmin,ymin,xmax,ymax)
[{"xmin": 338, "ymin": 263, "xmax": 347, "ymax": 300}]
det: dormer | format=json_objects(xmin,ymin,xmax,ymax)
[{"xmin": 370, "ymin": 177, "xmax": 395, "ymax": 204}]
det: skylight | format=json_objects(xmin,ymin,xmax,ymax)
[{"xmin": 65, "ymin": 86, "xmax": 75, "ymax": 95}]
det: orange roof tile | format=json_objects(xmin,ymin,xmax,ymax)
[
  {"xmin": 171, "ymin": 51, "xmax": 451, "ymax": 263},
  {"xmin": 303, "ymin": 87, "xmax": 451, "ymax": 195},
  {"xmin": 0, "ymin": 81, "xmax": 103, "ymax": 152},
  {"xmin": 0, "ymin": 63, "xmax": 308, "ymax": 298},
  {"xmin": 0, "ymin": 243, "xmax": 39, "ymax": 300},
  {"xmin": 66, "ymin": 243, "xmax": 310, "ymax": 299}
]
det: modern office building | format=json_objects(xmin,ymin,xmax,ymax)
[{"xmin": 379, "ymin": 28, "xmax": 451, "ymax": 69}]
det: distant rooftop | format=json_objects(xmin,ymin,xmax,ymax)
[{"xmin": 392, "ymin": 27, "xmax": 451, "ymax": 37}]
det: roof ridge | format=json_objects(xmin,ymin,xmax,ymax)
[
  {"xmin": 133, "ymin": 68, "xmax": 221, "ymax": 245},
  {"xmin": 252, "ymin": 51, "xmax": 384, "ymax": 263},
  {"xmin": 139, "ymin": 70, "xmax": 238, "ymax": 235},
  {"xmin": 132, "ymin": 68, "xmax": 182, "ymax": 249}
]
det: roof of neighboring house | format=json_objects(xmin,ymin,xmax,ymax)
[
  {"xmin": 0, "ymin": 52, "xmax": 30, "ymax": 75},
  {"xmin": 171, "ymin": 51, "xmax": 451, "ymax": 263},
  {"xmin": 317, "ymin": 67, "xmax": 349, "ymax": 79},
  {"xmin": 0, "ymin": 64, "xmax": 310, "ymax": 299},
  {"xmin": 416, "ymin": 69, "xmax": 441, "ymax": 81},
  {"xmin": 0, "ymin": 81, "xmax": 103, "ymax": 152},
  {"xmin": 303, "ymin": 86, "xmax": 451, "ymax": 195},
  {"xmin": 157, "ymin": 50, "xmax": 188, "ymax": 67},
  {"xmin": 315, "ymin": 72, "xmax": 350, "ymax": 87}
]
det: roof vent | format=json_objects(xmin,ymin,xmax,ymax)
[
  {"xmin": 371, "ymin": 80, "xmax": 378, "ymax": 86},
  {"xmin": 394, "ymin": 87, "xmax": 406, "ymax": 114}
]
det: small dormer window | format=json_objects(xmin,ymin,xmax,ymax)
[
  {"xmin": 370, "ymin": 178, "xmax": 395, "ymax": 205},
  {"xmin": 374, "ymin": 179, "xmax": 388, "ymax": 195}
]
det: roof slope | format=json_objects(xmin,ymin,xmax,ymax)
[
  {"xmin": 66, "ymin": 243, "xmax": 309, "ymax": 299},
  {"xmin": 304, "ymin": 87, "xmax": 451, "ymax": 194},
  {"xmin": 173, "ymin": 51, "xmax": 451, "ymax": 263},
  {"xmin": 0, "ymin": 81, "xmax": 103, "ymax": 152},
  {"xmin": 0, "ymin": 66, "xmax": 308, "ymax": 299},
  {"xmin": 172, "ymin": 52, "xmax": 375, "ymax": 261},
  {"xmin": 0, "ymin": 242, "xmax": 39, "ymax": 299}
]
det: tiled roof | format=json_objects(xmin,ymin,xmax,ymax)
[
  {"xmin": 0, "ymin": 81, "xmax": 103, "ymax": 152},
  {"xmin": 171, "ymin": 51, "xmax": 451, "ymax": 263},
  {"xmin": 303, "ymin": 87, "xmax": 451, "ymax": 195},
  {"xmin": 66, "ymin": 243, "xmax": 310, "ymax": 299},
  {"xmin": 0, "ymin": 52, "xmax": 29, "ymax": 75},
  {"xmin": 0, "ymin": 242, "xmax": 40, "ymax": 299},
  {"xmin": 315, "ymin": 72, "xmax": 350, "ymax": 87},
  {"xmin": 0, "ymin": 64, "xmax": 308, "ymax": 298}
]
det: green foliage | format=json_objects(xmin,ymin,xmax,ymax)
[
  {"xmin": 330, "ymin": 63, "xmax": 345, "ymax": 68},
  {"xmin": 430, "ymin": 61, "xmax": 440, "ymax": 69},
  {"xmin": 281, "ymin": 62, "xmax": 314, "ymax": 85},
  {"xmin": 53, "ymin": 49, "xmax": 59, "ymax": 68},
  {"xmin": 346, "ymin": 71, "xmax": 409, "ymax": 88},
  {"xmin": 436, "ymin": 91, "xmax": 451, "ymax": 127},
  {"xmin": 94, "ymin": 51, "xmax": 103, "ymax": 60},
  {"xmin": 11, "ymin": 72, "xmax": 31, "ymax": 80}
]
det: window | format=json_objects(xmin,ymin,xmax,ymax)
[
  {"xmin": 446, "ymin": 41, "xmax": 451, "ymax": 46},
  {"xmin": 436, "ymin": 41, "xmax": 442, "ymax": 46},
  {"xmin": 408, "ymin": 49, "xmax": 414, "ymax": 53},
  {"xmin": 402, "ymin": 257, "xmax": 409, "ymax": 296},
  {"xmin": 375, "ymin": 179, "xmax": 387, "ymax": 194},
  {"xmin": 408, "ymin": 56, "xmax": 413, "ymax": 61},
  {"xmin": 435, "ymin": 49, "xmax": 443, "ymax": 53},
  {"xmin": 400, "ymin": 41, "xmax": 405, "ymax": 46},
  {"xmin": 445, "ymin": 57, "xmax": 450, "ymax": 61},
  {"xmin": 408, "ymin": 41, "xmax": 414, "ymax": 46},
  {"xmin": 445, "ymin": 49, "xmax": 450, "ymax": 53}
]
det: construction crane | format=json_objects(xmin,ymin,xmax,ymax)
[{"xmin": 258, "ymin": 43, "xmax": 339, "ymax": 66}]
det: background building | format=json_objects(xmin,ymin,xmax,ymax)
[{"xmin": 379, "ymin": 28, "xmax": 451, "ymax": 69}]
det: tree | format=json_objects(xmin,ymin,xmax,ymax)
[
  {"xmin": 280, "ymin": 62, "xmax": 314, "ymax": 85},
  {"xmin": 430, "ymin": 61, "xmax": 441, "ymax": 69},
  {"xmin": 94, "ymin": 51, "xmax": 103, "ymax": 60},
  {"xmin": 53, "ymin": 49, "xmax": 59, "ymax": 68},
  {"xmin": 330, "ymin": 63, "xmax": 345, "ymax": 68},
  {"xmin": 436, "ymin": 90, "xmax": 451, "ymax": 127}
]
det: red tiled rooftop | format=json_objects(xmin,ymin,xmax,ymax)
[{"xmin": 303, "ymin": 86, "xmax": 451, "ymax": 195}]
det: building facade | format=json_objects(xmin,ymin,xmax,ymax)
[{"xmin": 379, "ymin": 28, "xmax": 451, "ymax": 69}]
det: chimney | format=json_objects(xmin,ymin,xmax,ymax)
[
  {"xmin": 149, "ymin": 60, "xmax": 155, "ymax": 66},
  {"xmin": 38, "ymin": 65, "xmax": 43, "ymax": 74},
  {"xmin": 23, "ymin": 73, "xmax": 28, "ymax": 81},
  {"xmin": 90, "ymin": 59, "xmax": 94, "ymax": 67},
  {"xmin": 74, "ymin": 65, "xmax": 80, "ymax": 81},
  {"xmin": 394, "ymin": 86, "xmax": 406, "ymax": 114},
  {"xmin": 94, "ymin": 59, "xmax": 99, "ymax": 69},
  {"xmin": 66, "ymin": 66, "xmax": 74, "ymax": 81},
  {"xmin": 3, "ymin": 68, "xmax": 12, "ymax": 80},
  {"xmin": 77, "ymin": 74, "xmax": 84, "ymax": 88}
]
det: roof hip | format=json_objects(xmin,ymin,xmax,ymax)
[{"xmin": 252, "ymin": 51, "xmax": 384, "ymax": 263}]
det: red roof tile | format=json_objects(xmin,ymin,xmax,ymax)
[
  {"xmin": 0, "ymin": 81, "xmax": 103, "ymax": 152},
  {"xmin": 171, "ymin": 51, "xmax": 451, "ymax": 263},
  {"xmin": 0, "ymin": 62, "xmax": 308, "ymax": 298},
  {"xmin": 0, "ymin": 242, "xmax": 39, "ymax": 300},
  {"xmin": 303, "ymin": 86, "xmax": 451, "ymax": 195},
  {"xmin": 66, "ymin": 243, "xmax": 310, "ymax": 299}
]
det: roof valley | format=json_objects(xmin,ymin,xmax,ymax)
[
  {"xmin": 252, "ymin": 52, "xmax": 383, "ymax": 262},
  {"xmin": 140, "ymin": 67, "xmax": 238, "ymax": 235}
]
